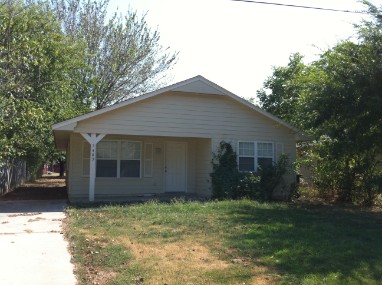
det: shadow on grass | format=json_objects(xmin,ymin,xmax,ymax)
[{"xmin": 223, "ymin": 203, "xmax": 382, "ymax": 284}]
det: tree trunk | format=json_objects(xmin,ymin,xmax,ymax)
[{"xmin": 59, "ymin": 159, "xmax": 65, "ymax": 177}]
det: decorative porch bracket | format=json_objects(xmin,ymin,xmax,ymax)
[{"xmin": 81, "ymin": 133, "xmax": 106, "ymax": 202}]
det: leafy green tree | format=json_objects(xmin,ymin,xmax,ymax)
[
  {"xmin": 257, "ymin": 53, "xmax": 306, "ymax": 129},
  {"xmin": 257, "ymin": 2, "xmax": 382, "ymax": 204},
  {"xmin": 303, "ymin": 41, "xmax": 382, "ymax": 204},
  {"xmin": 0, "ymin": 0, "xmax": 87, "ymax": 176},
  {"xmin": 50, "ymin": 0, "xmax": 178, "ymax": 109}
]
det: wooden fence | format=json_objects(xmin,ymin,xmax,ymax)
[{"xmin": 0, "ymin": 159, "xmax": 26, "ymax": 196}]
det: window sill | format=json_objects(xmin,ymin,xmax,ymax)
[{"xmin": 81, "ymin": 176, "xmax": 143, "ymax": 179}]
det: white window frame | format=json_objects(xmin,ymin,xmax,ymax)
[
  {"xmin": 237, "ymin": 141, "xmax": 275, "ymax": 172},
  {"xmin": 81, "ymin": 139, "xmax": 144, "ymax": 179},
  {"xmin": 96, "ymin": 140, "xmax": 118, "ymax": 178},
  {"xmin": 238, "ymin": 141, "xmax": 256, "ymax": 172},
  {"xmin": 119, "ymin": 141, "xmax": 142, "ymax": 179},
  {"xmin": 256, "ymin": 141, "xmax": 274, "ymax": 170}
]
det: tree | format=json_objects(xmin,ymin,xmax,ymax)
[
  {"xmin": 303, "ymin": 38, "xmax": 382, "ymax": 204},
  {"xmin": 0, "ymin": 0, "xmax": 87, "ymax": 177},
  {"xmin": 257, "ymin": 2, "xmax": 382, "ymax": 204},
  {"xmin": 50, "ymin": 0, "xmax": 178, "ymax": 109},
  {"xmin": 257, "ymin": 53, "xmax": 306, "ymax": 129}
]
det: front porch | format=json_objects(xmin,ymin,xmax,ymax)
[{"xmin": 66, "ymin": 134, "xmax": 212, "ymax": 202}]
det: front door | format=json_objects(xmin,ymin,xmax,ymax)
[{"xmin": 165, "ymin": 142, "xmax": 187, "ymax": 192}]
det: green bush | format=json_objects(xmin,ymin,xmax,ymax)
[
  {"xmin": 211, "ymin": 141, "xmax": 289, "ymax": 201},
  {"xmin": 298, "ymin": 138, "xmax": 382, "ymax": 205},
  {"xmin": 210, "ymin": 141, "xmax": 239, "ymax": 199},
  {"xmin": 235, "ymin": 172, "xmax": 261, "ymax": 199},
  {"xmin": 259, "ymin": 154, "xmax": 289, "ymax": 200}
]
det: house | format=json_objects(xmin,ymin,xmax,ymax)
[{"xmin": 52, "ymin": 76, "xmax": 304, "ymax": 202}]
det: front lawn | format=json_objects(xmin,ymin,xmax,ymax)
[{"xmin": 65, "ymin": 199, "xmax": 382, "ymax": 285}]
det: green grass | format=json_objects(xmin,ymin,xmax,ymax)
[{"xmin": 65, "ymin": 199, "xmax": 382, "ymax": 285}]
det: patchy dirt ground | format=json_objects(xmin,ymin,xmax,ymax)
[{"xmin": 0, "ymin": 175, "xmax": 67, "ymax": 200}]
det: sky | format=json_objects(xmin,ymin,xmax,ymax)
[{"xmin": 108, "ymin": 0, "xmax": 370, "ymax": 100}]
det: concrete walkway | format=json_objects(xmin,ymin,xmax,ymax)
[{"xmin": 0, "ymin": 200, "xmax": 76, "ymax": 285}]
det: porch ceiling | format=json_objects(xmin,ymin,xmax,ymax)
[{"xmin": 53, "ymin": 130, "xmax": 71, "ymax": 150}]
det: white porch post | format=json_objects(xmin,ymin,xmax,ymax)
[{"xmin": 81, "ymin": 133, "xmax": 106, "ymax": 202}]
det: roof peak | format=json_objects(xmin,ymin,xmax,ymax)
[{"xmin": 52, "ymin": 75, "xmax": 301, "ymax": 137}]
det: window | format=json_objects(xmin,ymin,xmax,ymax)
[
  {"xmin": 82, "ymin": 142, "xmax": 90, "ymax": 176},
  {"xmin": 82, "ymin": 140, "xmax": 144, "ymax": 178},
  {"xmin": 238, "ymin": 141, "xmax": 275, "ymax": 172},
  {"xmin": 144, "ymin": 143, "xmax": 153, "ymax": 177},
  {"xmin": 257, "ymin": 142, "xmax": 274, "ymax": 170},
  {"xmin": 96, "ymin": 141, "xmax": 118, "ymax": 177},
  {"xmin": 238, "ymin": 142, "xmax": 255, "ymax": 172},
  {"xmin": 120, "ymin": 142, "xmax": 141, "ymax": 178}
]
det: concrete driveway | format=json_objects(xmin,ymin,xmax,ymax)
[{"xmin": 0, "ymin": 200, "xmax": 76, "ymax": 285}]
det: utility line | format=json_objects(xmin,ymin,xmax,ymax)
[{"xmin": 230, "ymin": 0, "xmax": 368, "ymax": 14}]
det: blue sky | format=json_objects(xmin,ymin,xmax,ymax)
[{"xmin": 109, "ymin": 0, "xmax": 370, "ymax": 100}]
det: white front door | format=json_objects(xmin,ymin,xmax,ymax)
[{"xmin": 165, "ymin": 142, "xmax": 187, "ymax": 192}]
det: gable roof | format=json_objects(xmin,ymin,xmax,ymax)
[{"xmin": 52, "ymin": 75, "xmax": 302, "ymax": 136}]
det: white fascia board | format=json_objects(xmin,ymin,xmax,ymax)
[
  {"xmin": 172, "ymin": 78, "xmax": 226, "ymax": 95},
  {"xmin": 52, "ymin": 122, "xmax": 77, "ymax": 131}
]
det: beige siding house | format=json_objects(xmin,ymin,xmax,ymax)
[{"xmin": 53, "ymin": 76, "xmax": 303, "ymax": 202}]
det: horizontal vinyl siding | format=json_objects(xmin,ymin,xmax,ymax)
[
  {"xmin": 69, "ymin": 134, "xmax": 90, "ymax": 198},
  {"xmin": 74, "ymin": 92, "xmax": 294, "ymax": 141},
  {"xmin": 66, "ymin": 138, "xmax": 72, "ymax": 195},
  {"xmin": 196, "ymin": 139, "xmax": 212, "ymax": 196},
  {"xmin": 68, "ymin": 134, "xmax": 210, "ymax": 199},
  {"xmin": 187, "ymin": 142, "xmax": 196, "ymax": 193}
]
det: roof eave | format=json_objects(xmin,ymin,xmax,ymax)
[
  {"xmin": 51, "ymin": 76, "xmax": 209, "ymax": 131},
  {"xmin": 51, "ymin": 75, "xmax": 305, "ymax": 140}
]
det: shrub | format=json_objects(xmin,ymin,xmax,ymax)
[
  {"xmin": 236, "ymin": 172, "xmax": 261, "ymax": 199},
  {"xmin": 210, "ymin": 141, "xmax": 239, "ymax": 199},
  {"xmin": 259, "ymin": 154, "xmax": 289, "ymax": 200},
  {"xmin": 298, "ymin": 138, "xmax": 382, "ymax": 205},
  {"xmin": 211, "ymin": 141, "xmax": 290, "ymax": 201}
]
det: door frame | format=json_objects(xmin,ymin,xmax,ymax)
[{"xmin": 164, "ymin": 141, "xmax": 188, "ymax": 193}]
